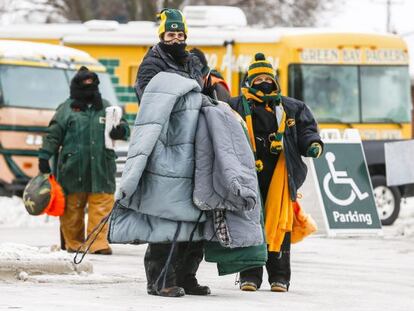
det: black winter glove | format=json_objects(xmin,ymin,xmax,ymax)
[
  {"xmin": 109, "ymin": 125, "xmax": 126, "ymax": 140},
  {"xmin": 38, "ymin": 158, "xmax": 51, "ymax": 174}
]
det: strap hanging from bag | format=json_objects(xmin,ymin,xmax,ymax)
[{"xmin": 73, "ymin": 205, "xmax": 116, "ymax": 265}]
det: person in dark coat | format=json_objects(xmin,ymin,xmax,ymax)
[
  {"xmin": 133, "ymin": 8, "xmax": 210, "ymax": 298},
  {"xmin": 189, "ymin": 47, "xmax": 231, "ymax": 102},
  {"xmin": 229, "ymin": 53, "xmax": 323, "ymax": 293},
  {"xmin": 134, "ymin": 10, "xmax": 203, "ymax": 102},
  {"xmin": 38, "ymin": 66, "xmax": 130, "ymax": 255}
]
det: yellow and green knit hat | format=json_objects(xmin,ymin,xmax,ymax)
[
  {"xmin": 157, "ymin": 8, "xmax": 188, "ymax": 38},
  {"xmin": 247, "ymin": 53, "xmax": 276, "ymax": 86}
]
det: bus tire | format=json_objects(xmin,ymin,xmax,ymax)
[{"xmin": 372, "ymin": 175, "xmax": 400, "ymax": 226}]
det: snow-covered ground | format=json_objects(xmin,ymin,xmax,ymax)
[
  {"xmin": 383, "ymin": 198, "xmax": 414, "ymax": 238},
  {"xmin": 0, "ymin": 196, "xmax": 413, "ymax": 310},
  {"xmin": 0, "ymin": 196, "xmax": 59, "ymax": 228}
]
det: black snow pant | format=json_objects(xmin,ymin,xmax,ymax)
[
  {"xmin": 240, "ymin": 232, "xmax": 291, "ymax": 288},
  {"xmin": 144, "ymin": 241, "xmax": 204, "ymax": 291}
]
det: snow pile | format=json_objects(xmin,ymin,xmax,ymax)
[
  {"xmin": 393, "ymin": 200, "xmax": 414, "ymax": 238},
  {"xmin": 0, "ymin": 243, "xmax": 93, "ymax": 280},
  {"xmin": 398, "ymin": 219, "xmax": 414, "ymax": 237},
  {"xmin": 0, "ymin": 244, "xmax": 138, "ymax": 284},
  {"xmin": 385, "ymin": 199, "xmax": 414, "ymax": 238},
  {"xmin": 29, "ymin": 273, "xmax": 139, "ymax": 285},
  {"xmin": 0, "ymin": 243, "xmax": 66, "ymax": 261},
  {"xmin": 0, "ymin": 196, "xmax": 59, "ymax": 228}
]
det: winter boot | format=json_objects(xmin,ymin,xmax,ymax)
[
  {"xmin": 267, "ymin": 234, "xmax": 291, "ymax": 291},
  {"xmin": 180, "ymin": 276, "xmax": 211, "ymax": 296},
  {"xmin": 182, "ymin": 283, "xmax": 211, "ymax": 295},
  {"xmin": 92, "ymin": 247, "xmax": 112, "ymax": 255},
  {"xmin": 240, "ymin": 281, "xmax": 258, "ymax": 292},
  {"xmin": 239, "ymin": 266, "xmax": 263, "ymax": 291},
  {"xmin": 270, "ymin": 281, "xmax": 289, "ymax": 292},
  {"xmin": 66, "ymin": 248, "xmax": 82, "ymax": 253},
  {"xmin": 147, "ymin": 286, "xmax": 185, "ymax": 297},
  {"xmin": 144, "ymin": 243, "xmax": 178, "ymax": 296},
  {"xmin": 175, "ymin": 241, "xmax": 211, "ymax": 295}
]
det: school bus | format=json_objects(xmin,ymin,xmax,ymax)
[
  {"xmin": 0, "ymin": 6, "xmax": 411, "ymax": 224},
  {"xmin": 0, "ymin": 40, "xmax": 118, "ymax": 196}
]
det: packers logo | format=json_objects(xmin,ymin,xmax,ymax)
[
  {"xmin": 286, "ymin": 119, "xmax": 295, "ymax": 127},
  {"xmin": 171, "ymin": 23, "xmax": 178, "ymax": 29}
]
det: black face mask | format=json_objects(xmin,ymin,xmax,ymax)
[
  {"xmin": 159, "ymin": 42, "xmax": 188, "ymax": 62},
  {"xmin": 80, "ymin": 84, "xmax": 98, "ymax": 101},
  {"xmin": 70, "ymin": 80, "xmax": 102, "ymax": 110},
  {"xmin": 253, "ymin": 81, "xmax": 276, "ymax": 95}
]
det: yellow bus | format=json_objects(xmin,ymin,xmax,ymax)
[
  {"xmin": 0, "ymin": 6, "xmax": 411, "ymax": 224},
  {"xmin": 0, "ymin": 40, "xmax": 118, "ymax": 196}
]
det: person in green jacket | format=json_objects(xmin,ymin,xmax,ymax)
[{"xmin": 38, "ymin": 66, "xmax": 130, "ymax": 255}]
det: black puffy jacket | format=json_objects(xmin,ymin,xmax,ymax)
[
  {"xmin": 229, "ymin": 95, "xmax": 323, "ymax": 201},
  {"xmin": 134, "ymin": 43, "xmax": 203, "ymax": 101}
]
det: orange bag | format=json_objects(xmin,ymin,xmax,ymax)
[
  {"xmin": 42, "ymin": 175, "xmax": 66, "ymax": 216},
  {"xmin": 291, "ymin": 201, "xmax": 318, "ymax": 244}
]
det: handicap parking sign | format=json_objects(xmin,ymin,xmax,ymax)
[{"xmin": 312, "ymin": 143, "xmax": 382, "ymax": 230}]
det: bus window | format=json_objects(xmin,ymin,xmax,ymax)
[
  {"xmin": 288, "ymin": 64, "xmax": 359, "ymax": 123},
  {"xmin": 65, "ymin": 70, "xmax": 118, "ymax": 105},
  {"xmin": 361, "ymin": 66, "xmax": 411, "ymax": 123},
  {"xmin": 0, "ymin": 65, "xmax": 69, "ymax": 109},
  {"xmin": 96, "ymin": 72, "xmax": 119, "ymax": 105}
]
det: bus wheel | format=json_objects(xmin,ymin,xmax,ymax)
[{"xmin": 372, "ymin": 175, "xmax": 401, "ymax": 226}]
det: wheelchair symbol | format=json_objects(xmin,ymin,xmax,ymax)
[{"xmin": 323, "ymin": 152, "xmax": 369, "ymax": 206}]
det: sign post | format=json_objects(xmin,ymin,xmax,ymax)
[{"xmin": 300, "ymin": 130, "xmax": 382, "ymax": 237}]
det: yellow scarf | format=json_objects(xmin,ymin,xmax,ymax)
[
  {"xmin": 264, "ymin": 152, "xmax": 294, "ymax": 252},
  {"xmin": 240, "ymin": 88, "xmax": 285, "ymax": 171},
  {"xmin": 240, "ymin": 89, "xmax": 316, "ymax": 250},
  {"xmin": 264, "ymin": 152, "xmax": 318, "ymax": 251}
]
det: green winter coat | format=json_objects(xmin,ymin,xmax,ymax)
[
  {"xmin": 204, "ymin": 205, "xmax": 267, "ymax": 276},
  {"xmin": 204, "ymin": 241, "xmax": 267, "ymax": 276},
  {"xmin": 39, "ymin": 98, "xmax": 130, "ymax": 194}
]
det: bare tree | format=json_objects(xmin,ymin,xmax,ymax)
[
  {"xmin": 137, "ymin": 0, "xmax": 159, "ymax": 21},
  {"xmin": 1, "ymin": 0, "xmax": 128, "ymax": 23},
  {"xmin": 0, "ymin": 0, "xmax": 336, "ymax": 26},
  {"xmin": 187, "ymin": 0, "xmax": 336, "ymax": 27},
  {"xmin": 162, "ymin": 0, "xmax": 185, "ymax": 9},
  {"xmin": 43, "ymin": 0, "xmax": 92, "ymax": 21},
  {"xmin": 23, "ymin": 0, "xmax": 162, "ymax": 22},
  {"xmin": 125, "ymin": 0, "xmax": 139, "ymax": 20}
]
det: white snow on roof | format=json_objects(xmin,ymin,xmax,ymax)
[
  {"xmin": 0, "ymin": 39, "xmax": 96, "ymax": 62},
  {"xmin": 0, "ymin": 22, "xmax": 398, "ymax": 46},
  {"xmin": 183, "ymin": 5, "xmax": 247, "ymax": 27}
]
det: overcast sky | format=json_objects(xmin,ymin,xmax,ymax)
[
  {"xmin": 326, "ymin": 0, "xmax": 414, "ymax": 36},
  {"xmin": 2, "ymin": 1, "xmax": 414, "ymax": 56},
  {"xmin": 325, "ymin": 0, "xmax": 414, "ymax": 74}
]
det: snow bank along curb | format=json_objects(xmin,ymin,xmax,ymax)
[
  {"xmin": 0, "ymin": 243, "xmax": 92, "ymax": 280},
  {"xmin": 0, "ymin": 196, "xmax": 59, "ymax": 228}
]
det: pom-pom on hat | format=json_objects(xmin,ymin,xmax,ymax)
[
  {"xmin": 71, "ymin": 66, "xmax": 99, "ymax": 86},
  {"xmin": 247, "ymin": 53, "xmax": 276, "ymax": 86}
]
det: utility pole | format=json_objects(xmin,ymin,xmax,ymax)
[
  {"xmin": 375, "ymin": 0, "xmax": 403, "ymax": 33},
  {"xmin": 374, "ymin": 0, "xmax": 404, "ymax": 32},
  {"xmin": 386, "ymin": 0, "xmax": 391, "ymax": 33}
]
